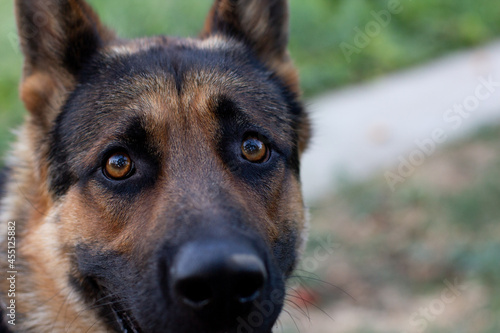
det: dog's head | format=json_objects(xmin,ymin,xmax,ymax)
[{"xmin": 15, "ymin": 0, "xmax": 310, "ymax": 332}]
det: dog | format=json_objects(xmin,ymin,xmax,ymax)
[{"xmin": 0, "ymin": 0, "xmax": 310, "ymax": 332}]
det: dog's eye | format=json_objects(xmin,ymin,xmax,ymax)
[
  {"xmin": 104, "ymin": 152, "xmax": 134, "ymax": 180},
  {"xmin": 241, "ymin": 137, "xmax": 269, "ymax": 163}
]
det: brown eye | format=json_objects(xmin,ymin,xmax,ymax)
[
  {"xmin": 241, "ymin": 137, "xmax": 269, "ymax": 163},
  {"xmin": 104, "ymin": 152, "xmax": 133, "ymax": 180}
]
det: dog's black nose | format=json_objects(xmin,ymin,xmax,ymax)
[{"xmin": 171, "ymin": 240, "xmax": 267, "ymax": 318}]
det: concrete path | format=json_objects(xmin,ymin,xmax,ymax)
[{"xmin": 301, "ymin": 40, "xmax": 500, "ymax": 203}]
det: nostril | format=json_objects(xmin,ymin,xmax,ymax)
[
  {"xmin": 176, "ymin": 277, "xmax": 212, "ymax": 309},
  {"xmin": 230, "ymin": 253, "xmax": 267, "ymax": 304},
  {"xmin": 235, "ymin": 271, "xmax": 265, "ymax": 304}
]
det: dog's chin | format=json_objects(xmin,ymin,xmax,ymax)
[
  {"xmin": 109, "ymin": 308, "xmax": 276, "ymax": 333},
  {"xmin": 108, "ymin": 304, "xmax": 276, "ymax": 333}
]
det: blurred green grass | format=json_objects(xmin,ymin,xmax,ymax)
[{"xmin": 1, "ymin": 1, "xmax": 500, "ymax": 157}]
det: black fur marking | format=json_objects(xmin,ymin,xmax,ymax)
[
  {"xmin": 0, "ymin": 167, "xmax": 9, "ymax": 203},
  {"xmin": 48, "ymin": 123, "xmax": 78, "ymax": 197},
  {"xmin": 70, "ymin": 246, "xmax": 142, "ymax": 332},
  {"xmin": 272, "ymin": 222, "xmax": 299, "ymax": 276},
  {"xmin": 62, "ymin": 15, "xmax": 104, "ymax": 75},
  {"xmin": 0, "ymin": 307, "xmax": 13, "ymax": 333}
]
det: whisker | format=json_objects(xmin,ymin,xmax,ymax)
[
  {"xmin": 289, "ymin": 273, "xmax": 356, "ymax": 302},
  {"xmin": 284, "ymin": 295, "xmax": 310, "ymax": 320},
  {"xmin": 282, "ymin": 308, "xmax": 301, "ymax": 333},
  {"xmin": 287, "ymin": 293, "xmax": 334, "ymax": 322},
  {"xmin": 286, "ymin": 286, "xmax": 311, "ymax": 318}
]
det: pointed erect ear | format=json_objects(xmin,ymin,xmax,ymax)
[
  {"xmin": 201, "ymin": 0, "xmax": 300, "ymax": 93},
  {"xmin": 15, "ymin": 0, "xmax": 114, "ymax": 126},
  {"xmin": 16, "ymin": 0, "xmax": 114, "ymax": 76}
]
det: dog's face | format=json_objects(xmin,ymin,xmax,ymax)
[{"xmin": 14, "ymin": 0, "xmax": 309, "ymax": 332}]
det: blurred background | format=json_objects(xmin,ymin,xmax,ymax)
[{"xmin": 1, "ymin": 0, "xmax": 500, "ymax": 332}]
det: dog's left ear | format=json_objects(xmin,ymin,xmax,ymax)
[{"xmin": 201, "ymin": 0, "xmax": 299, "ymax": 93}]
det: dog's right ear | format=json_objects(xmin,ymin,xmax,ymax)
[
  {"xmin": 15, "ymin": 0, "xmax": 114, "ymax": 128},
  {"xmin": 201, "ymin": 0, "xmax": 300, "ymax": 93}
]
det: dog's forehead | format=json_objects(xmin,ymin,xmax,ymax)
[{"xmin": 61, "ymin": 36, "xmax": 296, "ymax": 148}]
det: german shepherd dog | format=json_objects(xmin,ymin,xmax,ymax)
[{"xmin": 0, "ymin": 0, "xmax": 310, "ymax": 331}]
